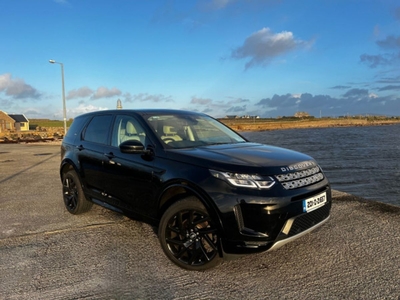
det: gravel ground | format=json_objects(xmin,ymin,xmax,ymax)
[{"xmin": 0, "ymin": 144, "xmax": 399, "ymax": 300}]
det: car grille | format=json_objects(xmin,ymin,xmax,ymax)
[
  {"xmin": 288, "ymin": 204, "xmax": 330, "ymax": 237},
  {"xmin": 275, "ymin": 166, "xmax": 324, "ymax": 190}
]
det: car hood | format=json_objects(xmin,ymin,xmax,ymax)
[{"xmin": 166, "ymin": 142, "xmax": 315, "ymax": 174}]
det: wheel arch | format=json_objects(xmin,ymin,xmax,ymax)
[
  {"xmin": 60, "ymin": 159, "xmax": 80, "ymax": 182},
  {"xmin": 157, "ymin": 181, "xmax": 224, "ymax": 235}
]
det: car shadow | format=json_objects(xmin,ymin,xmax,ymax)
[{"xmin": 0, "ymin": 152, "xmax": 59, "ymax": 185}]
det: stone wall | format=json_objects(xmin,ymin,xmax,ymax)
[{"xmin": 0, "ymin": 127, "xmax": 64, "ymax": 142}]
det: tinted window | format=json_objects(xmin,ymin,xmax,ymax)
[
  {"xmin": 146, "ymin": 114, "xmax": 245, "ymax": 148},
  {"xmin": 64, "ymin": 116, "xmax": 88, "ymax": 144},
  {"xmin": 83, "ymin": 115, "xmax": 113, "ymax": 144},
  {"xmin": 111, "ymin": 115, "xmax": 147, "ymax": 147}
]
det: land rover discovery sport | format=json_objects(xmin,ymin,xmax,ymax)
[{"xmin": 60, "ymin": 109, "xmax": 331, "ymax": 270}]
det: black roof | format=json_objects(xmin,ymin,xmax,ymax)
[
  {"xmin": 75, "ymin": 109, "xmax": 207, "ymax": 119},
  {"xmin": 8, "ymin": 114, "xmax": 29, "ymax": 122}
]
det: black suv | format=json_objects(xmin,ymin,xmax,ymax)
[{"xmin": 60, "ymin": 109, "xmax": 331, "ymax": 270}]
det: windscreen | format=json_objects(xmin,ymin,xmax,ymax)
[{"xmin": 146, "ymin": 114, "xmax": 246, "ymax": 149}]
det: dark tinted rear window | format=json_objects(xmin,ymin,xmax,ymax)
[
  {"xmin": 64, "ymin": 116, "xmax": 88, "ymax": 144},
  {"xmin": 83, "ymin": 115, "xmax": 113, "ymax": 145}
]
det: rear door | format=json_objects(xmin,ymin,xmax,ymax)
[{"xmin": 76, "ymin": 114, "xmax": 113, "ymax": 200}]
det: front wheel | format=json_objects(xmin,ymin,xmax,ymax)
[
  {"xmin": 62, "ymin": 170, "xmax": 93, "ymax": 214},
  {"xmin": 158, "ymin": 197, "xmax": 222, "ymax": 271}
]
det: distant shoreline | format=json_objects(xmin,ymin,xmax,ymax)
[
  {"xmin": 219, "ymin": 118, "xmax": 400, "ymax": 131},
  {"xmin": 1, "ymin": 118, "xmax": 400, "ymax": 143}
]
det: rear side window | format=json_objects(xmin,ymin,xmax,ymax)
[
  {"xmin": 64, "ymin": 116, "xmax": 88, "ymax": 144},
  {"xmin": 83, "ymin": 115, "xmax": 113, "ymax": 145}
]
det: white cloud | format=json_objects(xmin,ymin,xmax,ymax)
[
  {"xmin": 19, "ymin": 103, "xmax": 109, "ymax": 120},
  {"xmin": 360, "ymin": 13, "xmax": 400, "ymax": 69},
  {"xmin": 255, "ymin": 91, "xmax": 400, "ymax": 117},
  {"xmin": 66, "ymin": 86, "xmax": 94, "ymax": 100},
  {"xmin": 376, "ymin": 35, "xmax": 400, "ymax": 50},
  {"xmin": 68, "ymin": 104, "xmax": 109, "ymax": 117},
  {"xmin": 226, "ymin": 97, "xmax": 250, "ymax": 105},
  {"xmin": 0, "ymin": 73, "xmax": 41, "ymax": 99},
  {"xmin": 188, "ymin": 96, "xmax": 251, "ymax": 117},
  {"xmin": 190, "ymin": 97, "xmax": 213, "ymax": 105},
  {"xmin": 369, "ymin": 93, "xmax": 378, "ymax": 98},
  {"xmin": 231, "ymin": 27, "xmax": 313, "ymax": 69},
  {"xmin": 124, "ymin": 93, "xmax": 174, "ymax": 103},
  {"xmin": 91, "ymin": 86, "xmax": 121, "ymax": 100}
]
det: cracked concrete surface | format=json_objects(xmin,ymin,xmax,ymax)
[{"xmin": 0, "ymin": 144, "xmax": 399, "ymax": 300}]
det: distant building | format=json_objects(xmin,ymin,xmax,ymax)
[
  {"xmin": 294, "ymin": 111, "xmax": 310, "ymax": 118},
  {"xmin": 225, "ymin": 115, "xmax": 260, "ymax": 119},
  {"xmin": 0, "ymin": 111, "xmax": 15, "ymax": 133},
  {"xmin": 8, "ymin": 114, "xmax": 30, "ymax": 131},
  {"xmin": 0, "ymin": 111, "xmax": 29, "ymax": 132},
  {"xmin": 117, "ymin": 99, "xmax": 122, "ymax": 109}
]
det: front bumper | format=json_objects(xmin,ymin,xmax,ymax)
[
  {"xmin": 219, "ymin": 186, "xmax": 332, "ymax": 255},
  {"xmin": 268, "ymin": 213, "xmax": 330, "ymax": 252}
]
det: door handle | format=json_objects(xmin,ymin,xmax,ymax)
[
  {"xmin": 76, "ymin": 145, "xmax": 84, "ymax": 151},
  {"xmin": 104, "ymin": 152, "xmax": 115, "ymax": 159}
]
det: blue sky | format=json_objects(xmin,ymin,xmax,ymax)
[{"xmin": 1, "ymin": 0, "xmax": 400, "ymax": 119}]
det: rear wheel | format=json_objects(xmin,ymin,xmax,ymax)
[
  {"xmin": 62, "ymin": 170, "xmax": 93, "ymax": 214},
  {"xmin": 158, "ymin": 197, "xmax": 222, "ymax": 271}
]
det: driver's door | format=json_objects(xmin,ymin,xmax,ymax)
[{"xmin": 102, "ymin": 114, "xmax": 157, "ymax": 215}]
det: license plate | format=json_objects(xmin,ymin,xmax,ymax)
[{"xmin": 303, "ymin": 192, "xmax": 327, "ymax": 212}]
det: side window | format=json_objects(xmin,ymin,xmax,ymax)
[
  {"xmin": 63, "ymin": 116, "xmax": 88, "ymax": 144},
  {"xmin": 83, "ymin": 115, "xmax": 113, "ymax": 145},
  {"xmin": 111, "ymin": 115, "xmax": 147, "ymax": 147}
]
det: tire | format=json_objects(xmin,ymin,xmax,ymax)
[
  {"xmin": 62, "ymin": 170, "xmax": 93, "ymax": 214},
  {"xmin": 158, "ymin": 197, "xmax": 222, "ymax": 271}
]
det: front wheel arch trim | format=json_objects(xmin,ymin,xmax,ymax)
[
  {"xmin": 158, "ymin": 183, "xmax": 225, "ymax": 240},
  {"xmin": 60, "ymin": 159, "xmax": 81, "ymax": 181}
]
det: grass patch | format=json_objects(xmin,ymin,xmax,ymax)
[{"xmin": 29, "ymin": 119, "xmax": 73, "ymax": 129}]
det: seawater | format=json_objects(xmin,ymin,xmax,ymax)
[{"xmin": 241, "ymin": 124, "xmax": 400, "ymax": 207}]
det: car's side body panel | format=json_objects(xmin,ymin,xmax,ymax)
[{"xmin": 60, "ymin": 109, "xmax": 332, "ymax": 261}]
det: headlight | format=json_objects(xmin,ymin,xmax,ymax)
[{"xmin": 210, "ymin": 170, "xmax": 275, "ymax": 189}]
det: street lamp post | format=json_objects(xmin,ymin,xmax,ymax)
[{"xmin": 49, "ymin": 59, "xmax": 67, "ymax": 135}]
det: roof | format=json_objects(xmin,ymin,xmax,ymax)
[
  {"xmin": 8, "ymin": 114, "xmax": 29, "ymax": 123},
  {"xmin": 75, "ymin": 109, "xmax": 207, "ymax": 119}
]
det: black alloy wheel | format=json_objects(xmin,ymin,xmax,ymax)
[
  {"xmin": 62, "ymin": 170, "xmax": 93, "ymax": 214},
  {"xmin": 158, "ymin": 197, "xmax": 222, "ymax": 271}
]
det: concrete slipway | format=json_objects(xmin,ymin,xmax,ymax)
[{"xmin": 0, "ymin": 144, "xmax": 399, "ymax": 300}]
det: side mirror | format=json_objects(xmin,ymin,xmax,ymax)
[{"xmin": 119, "ymin": 140, "xmax": 146, "ymax": 154}]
